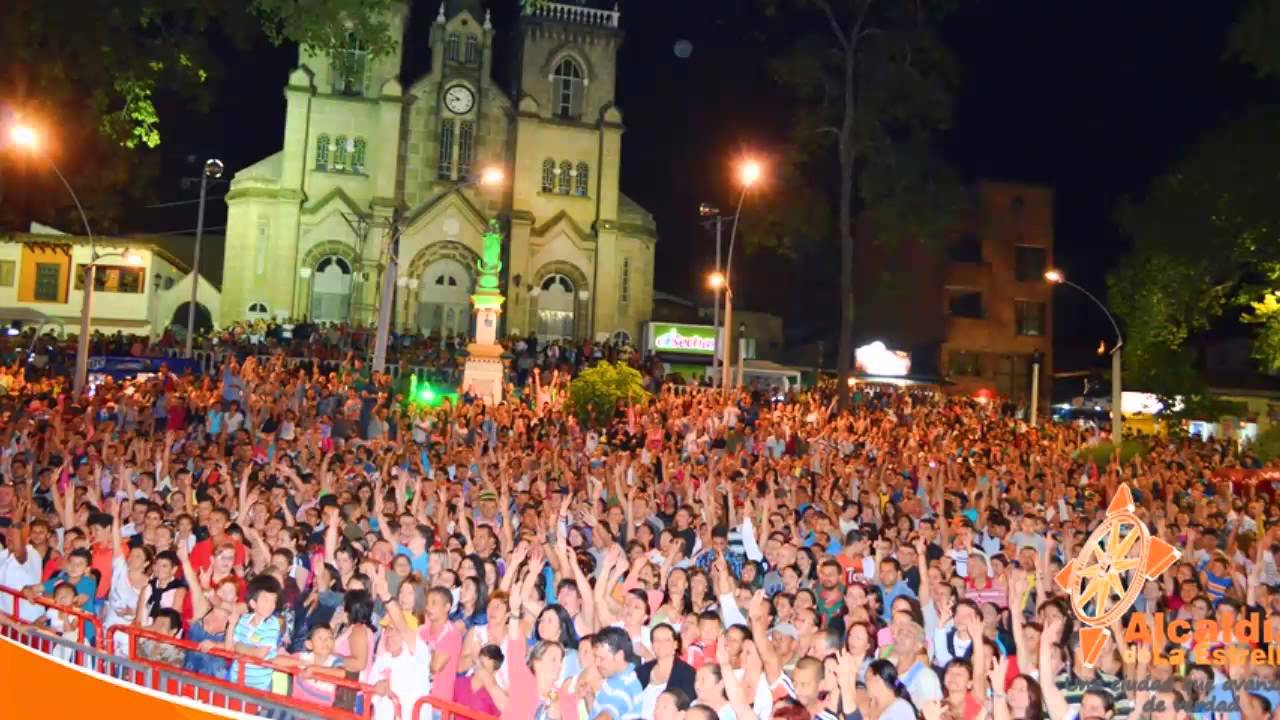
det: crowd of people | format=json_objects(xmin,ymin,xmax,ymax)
[{"xmin": 0, "ymin": 333, "xmax": 1277, "ymax": 720}]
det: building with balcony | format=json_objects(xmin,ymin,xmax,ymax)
[
  {"xmin": 0, "ymin": 227, "xmax": 214, "ymax": 337},
  {"xmin": 940, "ymin": 182, "xmax": 1053, "ymax": 405},
  {"xmin": 221, "ymin": 0, "xmax": 657, "ymax": 345},
  {"xmin": 854, "ymin": 181, "xmax": 1053, "ymax": 408}
]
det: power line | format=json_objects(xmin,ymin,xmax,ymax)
[
  {"xmin": 149, "ymin": 225, "xmax": 227, "ymax": 235},
  {"xmin": 143, "ymin": 196, "xmax": 227, "ymax": 209}
]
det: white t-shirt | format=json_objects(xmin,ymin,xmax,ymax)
[
  {"xmin": 902, "ymin": 660, "xmax": 943, "ymax": 706},
  {"xmin": 370, "ymin": 640, "xmax": 433, "ymax": 720},
  {"xmin": 104, "ymin": 556, "xmax": 144, "ymax": 629},
  {"xmin": 881, "ymin": 697, "xmax": 918, "ymax": 720},
  {"xmin": 0, "ymin": 544, "xmax": 44, "ymax": 622}
]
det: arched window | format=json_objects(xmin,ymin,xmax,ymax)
[
  {"xmin": 316, "ymin": 135, "xmax": 330, "ymax": 170},
  {"xmin": 311, "ymin": 256, "xmax": 353, "ymax": 322},
  {"xmin": 352, "ymin": 138, "xmax": 367, "ymax": 173},
  {"xmin": 446, "ymin": 34, "xmax": 461, "ymax": 62},
  {"xmin": 247, "ymin": 302, "xmax": 270, "ymax": 320},
  {"xmin": 552, "ymin": 58, "xmax": 584, "ymax": 119},
  {"xmin": 557, "ymin": 161, "xmax": 572, "ymax": 195},
  {"xmin": 541, "ymin": 159, "xmax": 555, "ymax": 192},
  {"xmin": 333, "ymin": 33, "xmax": 368, "ymax": 96},
  {"xmin": 574, "ymin": 162, "xmax": 589, "ymax": 197},
  {"xmin": 611, "ymin": 330, "xmax": 632, "ymax": 346},
  {"xmin": 464, "ymin": 36, "xmax": 481, "ymax": 65},
  {"xmin": 417, "ymin": 259, "xmax": 472, "ymax": 337},
  {"xmin": 333, "ymin": 135, "xmax": 349, "ymax": 171}
]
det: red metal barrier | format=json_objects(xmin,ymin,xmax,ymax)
[
  {"xmin": 413, "ymin": 695, "xmax": 500, "ymax": 720},
  {"xmin": 0, "ymin": 583, "xmax": 104, "ymax": 664},
  {"xmin": 108, "ymin": 623, "xmax": 397, "ymax": 720}
]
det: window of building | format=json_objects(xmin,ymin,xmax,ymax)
[
  {"xmin": 446, "ymin": 34, "xmax": 461, "ymax": 62},
  {"xmin": 333, "ymin": 135, "xmax": 349, "ymax": 171},
  {"xmin": 332, "ymin": 34, "xmax": 368, "ymax": 96},
  {"xmin": 611, "ymin": 329, "xmax": 632, "ymax": 346},
  {"xmin": 247, "ymin": 302, "xmax": 270, "ymax": 319},
  {"xmin": 557, "ymin": 161, "xmax": 572, "ymax": 194},
  {"xmin": 948, "ymin": 232, "xmax": 981, "ymax": 263},
  {"xmin": 552, "ymin": 57, "xmax": 584, "ymax": 119},
  {"xmin": 75, "ymin": 264, "xmax": 144, "ymax": 293},
  {"xmin": 949, "ymin": 351, "xmax": 982, "ymax": 377},
  {"xmin": 438, "ymin": 120, "xmax": 455, "ymax": 179},
  {"xmin": 352, "ymin": 138, "xmax": 367, "ymax": 173},
  {"xmin": 619, "ymin": 257, "xmax": 630, "ymax": 305},
  {"xmin": 464, "ymin": 35, "xmax": 481, "ymax": 65},
  {"xmin": 947, "ymin": 288, "xmax": 983, "ymax": 318},
  {"xmin": 0, "ymin": 260, "xmax": 14, "ymax": 287},
  {"xmin": 457, "ymin": 121, "xmax": 475, "ymax": 180},
  {"xmin": 1014, "ymin": 245, "xmax": 1046, "ymax": 282},
  {"xmin": 316, "ymin": 134, "xmax": 330, "ymax": 170},
  {"xmin": 34, "ymin": 263, "xmax": 60, "ymax": 302},
  {"xmin": 574, "ymin": 162, "xmax": 589, "ymax": 197},
  {"xmin": 1016, "ymin": 300, "xmax": 1046, "ymax": 336},
  {"xmin": 541, "ymin": 159, "xmax": 555, "ymax": 192}
]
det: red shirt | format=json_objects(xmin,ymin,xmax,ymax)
[{"xmin": 187, "ymin": 536, "xmax": 248, "ymax": 573}]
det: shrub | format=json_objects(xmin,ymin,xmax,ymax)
[{"xmin": 568, "ymin": 361, "xmax": 649, "ymax": 425}]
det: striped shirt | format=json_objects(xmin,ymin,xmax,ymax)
[
  {"xmin": 594, "ymin": 664, "xmax": 643, "ymax": 720},
  {"xmin": 230, "ymin": 614, "xmax": 281, "ymax": 690}
]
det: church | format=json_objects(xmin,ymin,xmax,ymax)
[{"xmin": 221, "ymin": 0, "xmax": 657, "ymax": 345}]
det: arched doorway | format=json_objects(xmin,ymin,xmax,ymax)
[
  {"xmin": 535, "ymin": 273, "xmax": 576, "ymax": 340},
  {"xmin": 418, "ymin": 258, "xmax": 472, "ymax": 338},
  {"xmin": 170, "ymin": 302, "xmax": 213, "ymax": 336},
  {"xmin": 310, "ymin": 256, "xmax": 353, "ymax": 323}
]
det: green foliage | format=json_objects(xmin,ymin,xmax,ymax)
[
  {"xmin": 1253, "ymin": 423, "xmax": 1280, "ymax": 462},
  {"xmin": 1074, "ymin": 440, "xmax": 1150, "ymax": 466},
  {"xmin": 0, "ymin": 0, "xmax": 399, "ymax": 232},
  {"xmin": 1108, "ymin": 105, "xmax": 1280, "ymax": 392},
  {"xmin": 1228, "ymin": 0, "xmax": 1280, "ymax": 77},
  {"xmin": 568, "ymin": 362, "xmax": 649, "ymax": 426},
  {"xmin": 1242, "ymin": 291, "xmax": 1280, "ymax": 371}
]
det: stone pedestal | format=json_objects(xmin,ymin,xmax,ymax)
[{"xmin": 461, "ymin": 292, "xmax": 505, "ymax": 404}]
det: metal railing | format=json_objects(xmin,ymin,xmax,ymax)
[
  {"xmin": 108, "ymin": 624, "xmax": 395, "ymax": 719},
  {"xmin": 0, "ymin": 584, "xmax": 103, "ymax": 663},
  {"xmin": 412, "ymin": 695, "xmax": 503, "ymax": 720}
]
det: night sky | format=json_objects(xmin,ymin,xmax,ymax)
[{"xmin": 145, "ymin": 0, "xmax": 1262, "ymax": 371}]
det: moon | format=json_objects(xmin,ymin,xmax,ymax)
[{"xmin": 674, "ymin": 39, "xmax": 693, "ymax": 59}]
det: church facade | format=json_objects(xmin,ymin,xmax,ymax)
[{"xmin": 221, "ymin": 0, "xmax": 657, "ymax": 344}]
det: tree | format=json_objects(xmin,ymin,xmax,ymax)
[
  {"xmin": 762, "ymin": 0, "xmax": 967, "ymax": 405},
  {"xmin": 568, "ymin": 361, "xmax": 650, "ymax": 426},
  {"xmin": 0, "ymin": 0, "xmax": 399, "ymax": 232},
  {"xmin": 1107, "ymin": 105, "xmax": 1280, "ymax": 387}
]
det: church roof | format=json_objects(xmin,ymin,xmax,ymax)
[
  {"xmin": 618, "ymin": 193, "xmax": 655, "ymax": 230},
  {"xmin": 445, "ymin": 0, "xmax": 484, "ymax": 21},
  {"xmin": 231, "ymin": 151, "xmax": 283, "ymax": 185}
]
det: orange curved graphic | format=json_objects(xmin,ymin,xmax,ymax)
[
  {"xmin": 1053, "ymin": 483, "xmax": 1180, "ymax": 666},
  {"xmin": 0, "ymin": 635, "xmax": 245, "ymax": 719}
]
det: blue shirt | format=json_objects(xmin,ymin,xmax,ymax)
[
  {"xmin": 594, "ymin": 664, "xmax": 643, "ymax": 720},
  {"xmin": 230, "ymin": 614, "xmax": 281, "ymax": 690},
  {"xmin": 879, "ymin": 580, "xmax": 917, "ymax": 622}
]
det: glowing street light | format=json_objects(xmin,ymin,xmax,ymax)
[
  {"xmin": 6, "ymin": 119, "xmax": 103, "ymax": 395},
  {"xmin": 707, "ymin": 271, "xmax": 725, "ymax": 289},
  {"xmin": 10, "ymin": 125, "xmax": 39, "ymax": 150},
  {"xmin": 1044, "ymin": 267, "xmax": 1125, "ymax": 441},
  {"xmin": 479, "ymin": 166, "xmax": 504, "ymax": 186},
  {"xmin": 739, "ymin": 159, "xmax": 763, "ymax": 188}
]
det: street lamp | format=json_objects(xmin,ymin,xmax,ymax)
[
  {"xmin": 185, "ymin": 158, "xmax": 224, "ymax": 358},
  {"xmin": 372, "ymin": 165, "xmax": 505, "ymax": 372},
  {"xmin": 700, "ymin": 157, "xmax": 764, "ymax": 398},
  {"xmin": 8, "ymin": 121, "xmax": 101, "ymax": 395},
  {"xmin": 1045, "ymin": 268, "xmax": 1124, "ymax": 441}
]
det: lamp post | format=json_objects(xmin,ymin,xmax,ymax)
[
  {"xmin": 185, "ymin": 158, "xmax": 224, "ymax": 358},
  {"xmin": 8, "ymin": 122, "xmax": 108, "ymax": 395},
  {"xmin": 702, "ymin": 158, "xmax": 762, "ymax": 398},
  {"xmin": 1045, "ymin": 269, "xmax": 1123, "ymax": 441},
  {"xmin": 373, "ymin": 166, "xmax": 504, "ymax": 372}
]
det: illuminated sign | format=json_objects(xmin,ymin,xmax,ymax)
[
  {"xmin": 854, "ymin": 341, "xmax": 911, "ymax": 377},
  {"xmin": 651, "ymin": 323, "xmax": 718, "ymax": 356}
]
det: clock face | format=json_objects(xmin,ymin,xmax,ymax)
[{"xmin": 444, "ymin": 85, "xmax": 475, "ymax": 115}]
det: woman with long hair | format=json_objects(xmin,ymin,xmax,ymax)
[
  {"xmin": 450, "ymin": 575, "xmax": 489, "ymax": 629},
  {"xmin": 866, "ymin": 658, "xmax": 921, "ymax": 720},
  {"xmin": 534, "ymin": 604, "xmax": 582, "ymax": 681}
]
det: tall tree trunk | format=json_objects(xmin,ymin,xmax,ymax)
[{"xmin": 836, "ymin": 27, "xmax": 857, "ymax": 409}]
